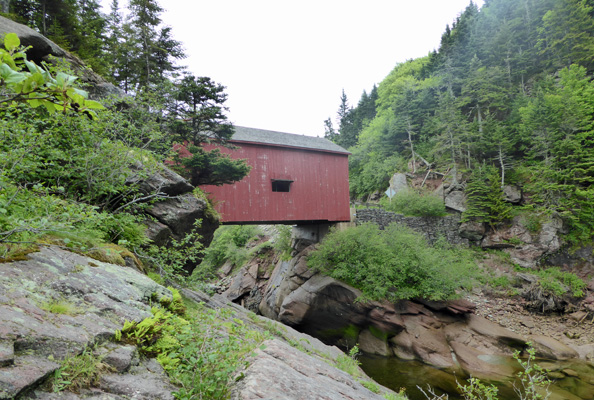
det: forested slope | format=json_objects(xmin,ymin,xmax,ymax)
[{"xmin": 328, "ymin": 0, "xmax": 594, "ymax": 246}]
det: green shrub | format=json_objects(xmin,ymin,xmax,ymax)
[
  {"xmin": 116, "ymin": 302, "xmax": 269, "ymax": 400},
  {"xmin": 308, "ymin": 223, "xmax": 478, "ymax": 302},
  {"xmin": 380, "ymin": 190, "xmax": 447, "ymax": 217},
  {"xmin": 193, "ymin": 225, "xmax": 263, "ymax": 281},
  {"xmin": 0, "ymin": 178, "xmax": 148, "ymax": 259},
  {"xmin": 144, "ymin": 220, "xmax": 205, "ymax": 280},
  {"xmin": 535, "ymin": 267, "xmax": 586, "ymax": 298},
  {"xmin": 462, "ymin": 165, "xmax": 512, "ymax": 226},
  {"xmin": 274, "ymin": 225, "xmax": 293, "ymax": 261}
]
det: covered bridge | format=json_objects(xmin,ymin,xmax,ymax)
[{"xmin": 199, "ymin": 126, "xmax": 351, "ymax": 225}]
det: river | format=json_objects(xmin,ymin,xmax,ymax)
[{"xmin": 359, "ymin": 353, "xmax": 594, "ymax": 400}]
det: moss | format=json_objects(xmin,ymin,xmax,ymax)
[
  {"xmin": 86, "ymin": 243, "xmax": 144, "ymax": 272},
  {"xmin": 368, "ymin": 325, "xmax": 389, "ymax": 342},
  {"xmin": 0, "ymin": 243, "xmax": 40, "ymax": 263},
  {"xmin": 319, "ymin": 324, "xmax": 361, "ymax": 346}
]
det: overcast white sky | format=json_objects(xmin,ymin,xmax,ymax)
[{"xmin": 109, "ymin": 1, "xmax": 483, "ymax": 137}]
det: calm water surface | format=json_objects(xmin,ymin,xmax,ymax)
[{"xmin": 359, "ymin": 354, "xmax": 594, "ymax": 400}]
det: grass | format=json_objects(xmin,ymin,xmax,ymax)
[
  {"xmin": 50, "ymin": 346, "xmax": 113, "ymax": 393},
  {"xmin": 41, "ymin": 299, "xmax": 81, "ymax": 316}
]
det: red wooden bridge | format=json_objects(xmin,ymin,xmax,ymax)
[{"xmin": 199, "ymin": 126, "xmax": 351, "ymax": 225}]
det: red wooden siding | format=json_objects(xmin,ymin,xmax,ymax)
[{"xmin": 199, "ymin": 141, "xmax": 350, "ymax": 224}]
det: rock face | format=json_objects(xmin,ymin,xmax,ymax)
[
  {"xmin": 0, "ymin": 16, "xmax": 123, "ymax": 99},
  {"xmin": 1, "ymin": 246, "xmax": 392, "ymax": 399},
  {"xmin": 130, "ymin": 165, "xmax": 219, "ymax": 268},
  {"xmin": 0, "ymin": 246, "xmax": 174, "ymax": 399},
  {"xmin": 444, "ymin": 190, "xmax": 467, "ymax": 212},
  {"xmin": 221, "ymin": 244, "xmax": 589, "ymax": 385},
  {"xmin": 482, "ymin": 214, "xmax": 564, "ymax": 268},
  {"xmin": 231, "ymin": 339, "xmax": 388, "ymax": 400}
]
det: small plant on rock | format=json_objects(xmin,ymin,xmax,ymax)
[{"xmin": 50, "ymin": 346, "xmax": 112, "ymax": 393}]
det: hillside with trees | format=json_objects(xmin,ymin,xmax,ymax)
[
  {"xmin": 326, "ymin": 0, "xmax": 594, "ymax": 247},
  {"xmin": 0, "ymin": 0, "xmax": 251, "ymax": 277}
]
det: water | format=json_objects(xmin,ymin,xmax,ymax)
[{"xmin": 358, "ymin": 353, "xmax": 594, "ymax": 400}]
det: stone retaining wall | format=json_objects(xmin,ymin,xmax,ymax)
[{"xmin": 354, "ymin": 208, "xmax": 469, "ymax": 246}]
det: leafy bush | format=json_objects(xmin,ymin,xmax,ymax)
[
  {"xmin": 0, "ymin": 178, "xmax": 148, "ymax": 260},
  {"xmin": 535, "ymin": 267, "xmax": 586, "ymax": 298},
  {"xmin": 307, "ymin": 223, "xmax": 478, "ymax": 302},
  {"xmin": 116, "ymin": 302, "xmax": 270, "ymax": 400},
  {"xmin": 273, "ymin": 225, "xmax": 293, "ymax": 261},
  {"xmin": 193, "ymin": 225, "xmax": 263, "ymax": 281},
  {"xmin": 144, "ymin": 220, "xmax": 205, "ymax": 279},
  {"xmin": 380, "ymin": 189, "xmax": 447, "ymax": 217}
]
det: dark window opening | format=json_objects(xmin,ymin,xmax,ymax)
[{"xmin": 272, "ymin": 180, "xmax": 293, "ymax": 192}]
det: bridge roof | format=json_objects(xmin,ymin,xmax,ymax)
[{"xmin": 231, "ymin": 126, "xmax": 350, "ymax": 155}]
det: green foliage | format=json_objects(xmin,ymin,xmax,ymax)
[
  {"xmin": 513, "ymin": 344, "xmax": 551, "ymax": 400},
  {"xmin": 308, "ymin": 223, "xmax": 478, "ymax": 302},
  {"xmin": 144, "ymin": 219, "xmax": 205, "ymax": 279},
  {"xmin": 193, "ymin": 225, "xmax": 263, "ymax": 281},
  {"xmin": 273, "ymin": 225, "xmax": 293, "ymax": 261},
  {"xmin": 383, "ymin": 390, "xmax": 408, "ymax": 400},
  {"xmin": 534, "ymin": 267, "xmax": 586, "ymax": 298},
  {"xmin": 172, "ymin": 145, "xmax": 251, "ymax": 188},
  {"xmin": 40, "ymin": 298, "xmax": 80, "ymax": 316},
  {"xmin": 0, "ymin": 33, "xmax": 104, "ymax": 117},
  {"xmin": 335, "ymin": 344, "xmax": 362, "ymax": 378},
  {"xmin": 0, "ymin": 177, "xmax": 148, "ymax": 260},
  {"xmin": 380, "ymin": 190, "xmax": 447, "ymax": 217},
  {"xmin": 50, "ymin": 346, "xmax": 112, "ymax": 393},
  {"xmin": 334, "ymin": 0, "xmax": 594, "ymax": 244},
  {"xmin": 361, "ymin": 380, "xmax": 381, "ymax": 394},
  {"xmin": 154, "ymin": 287, "xmax": 186, "ymax": 316},
  {"xmin": 458, "ymin": 377, "xmax": 499, "ymax": 400},
  {"xmin": 463, "ymin": 166, "xmax": 512, "ymax": 226},
  {"xmin": 117, "ymin": 301, "xmax": 269, "ymax": 400}
]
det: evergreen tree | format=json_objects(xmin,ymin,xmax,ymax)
[
  {"xmin": 538, "ymin": 0, "xmax": 594, "ymax": 70},
  {"xmin": 168, "ymin": 74, "xmax": 250, "ymax": 187}
]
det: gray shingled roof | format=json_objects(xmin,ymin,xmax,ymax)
[{"xmin": 231, "ymin": 126, "xmax": 350, "ymax": 154}]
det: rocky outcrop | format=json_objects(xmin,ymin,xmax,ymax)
[
  {"xmin": 0, "ymin": 16, "xmax": 123, "ymax": 99},
  {"xmin": 219, "ymin": 244, "xmax": 593, "ymax": 387},
  {"xmin": 0, "ymin": 246, "xmax": 174, "ymax": 399},
  {"xmin": 1, "ymin": 245, "xmax": 394, "ymax": 399},
  {"xmin": 130, "ymin": 165, "xmax": 219, "ymax": 266},
  {"xmin": 482, "ymin": 214, "xmax": 564, "ymax": 268},
  {"xmin": 231, "ymin": 339, "xmax": 388, "ymax": 400}
]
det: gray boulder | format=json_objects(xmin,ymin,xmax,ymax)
[
  {"xmin": 503, "ymin": 185, "xmax": 523, "ymax": 204},
  {"xmin": 444, "ymin": 190, "xmax": 467, "ymax": 212},
  {"xmin": 230, "ymin": 339, "xmax": 389, "ymax": 400},
  {"xmin": 126, "ymin": 163, "xmax": 193, "ymax": 197},
  {"xmin": 389, "ymin": 173, "xmax": 408, "ymax": 195}
]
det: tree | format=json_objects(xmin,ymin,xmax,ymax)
[
  {"xmin": 169, "ymin": 74, "xmax": 250, "ymax": 187},
  {"xmin": 323, "ymin": 117, "xmax": 336, "ymax": 141},
  {"xmin": 538, "ymin": 0, "xmax": 594, "ymax": 71}
]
